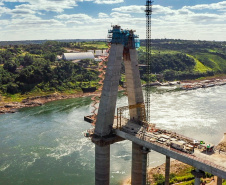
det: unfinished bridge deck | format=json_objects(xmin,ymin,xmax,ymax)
[{"xmin": 113, "ymin": 119, "xmax": 226, "ymax": 179}]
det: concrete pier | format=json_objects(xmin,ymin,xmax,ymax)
[
  {"xmin": 165, "ymin": 156, "xmax": 170, "ymax": 185},
  {"xmin": 194, "ymin": 172, "xmax": 201, "ymax": 185},
  {"xmin": 132, "ymin": 142, "xmax": 143, "ymax": 185},
  {"xmin": 95, "ymin": 145, "xmax": 110, "ymax": 185},
  {"xmin": 192, "ymin": 169, "xmax": 205, "ymax": 185},
  {"xmin": 217, "ymin": 177, "xmax": 222, "ymax": 185},
  {"xmin": 142, "ymin": 147, "xmax": 149, "ymax": 185}
]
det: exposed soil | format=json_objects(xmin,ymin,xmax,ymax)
[
  {"xmin": 216, "ymin": 133, "xmax": 226, "ymax": 152},
  {"xmin": 122, "ymin": 160, "xmax": 192, "ymax": 185}
]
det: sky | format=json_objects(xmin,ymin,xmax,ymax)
[{"xmin": 0, "ymin": 0, "xmax": 226, "ymax": 41}]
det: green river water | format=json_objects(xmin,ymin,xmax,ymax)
[{"xmin": 0, "ymin": 86, "xmax": 226, "ymax": 185}]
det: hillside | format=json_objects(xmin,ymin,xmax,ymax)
[
  {"xmin": 0, "ymin": 39, "xmax": 225, "ymax": 99},
  {"xmin": 0, "ymin": 41, "xmax": 100, "ymax": 97},
  {"xmin": 139, "ymin": 39, "xmax": 226, "ymax": 81}
]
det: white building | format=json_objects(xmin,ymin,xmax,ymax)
[
  {"xmin": 95, "ymin": 50, "xmax": 102, "ymax": 56},
  {"xmin": 102, "ymin": 50, "xmax": 108, "ymax": 56},
  {"xmin": 87, "ymin": 50, "xmax": 95, "ymax": 54},
  {"xmin": 62, "ymin": 52, "xmax": 94, "ymax": 61}
]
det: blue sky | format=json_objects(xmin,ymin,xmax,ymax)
[{"xmin": 0, "ymin": 0, "xmax": 226, "ymax": 41}]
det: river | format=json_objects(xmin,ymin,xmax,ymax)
[{"xmin": 0, "ymin": 85, "xmax": 226, "ymax": 185}]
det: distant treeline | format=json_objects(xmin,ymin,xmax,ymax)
[
  {"xmin": 0, "ymin": 39, "xmax": 106, "ymax": 46},
  {"xmin": 0, "ymin": 39, "xmax": 226, "ymax": 94}
]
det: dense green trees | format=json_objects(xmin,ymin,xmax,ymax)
[
  {"xmin": 0, "ymin": 42, "xmax": 99, "ymax": 94},
  {"xmin": 0, "ymin": 39, "xmax": 225, "ymax": 94},
  {"xmin": 138, "ymin": 39, "xmax": 226, "ymax": 81},
  {"xmin": 138, "ymin": 52, "xmax": 198, "ymax": 81},
  {"xmin": 151, "ymin": 53, "xmax": 195, "ymax": 73}
]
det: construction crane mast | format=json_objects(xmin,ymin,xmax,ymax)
[
  {"xmin": 145, "ymin": 0, "xmax": 153, "ymax": 123},
  {"xmin": 145, "ymin": 1, "xmax": 153, "ymax": 185}
]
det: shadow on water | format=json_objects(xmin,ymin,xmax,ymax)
[{"xmin": 18, "ymin": 96, "xmax": 92, "ymax": 117}]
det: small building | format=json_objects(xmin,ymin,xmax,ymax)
[
  {"xmin": 102, "ymin": 50, "xmax": 108, "ymax": 56},
  {"xmin": 62, "ymin": 52, "xmax": 94, "ymax": 61},
  {"xmin": 95, "ymin": 50, "xmax": 102, "ymax": 56}
]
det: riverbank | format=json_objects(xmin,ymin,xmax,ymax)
[
  {"xmin": 122, "ymin": 160, "xmax": 193, "ymax": 185},
  {"xmin": 180, "ymin": 75, "xmax": 226, "ymax": 90},
  {"xmin": 0, "ymin": 91, "xmax": 99, "ymax": 114},
  {"xmin": 0, "ymin": 86, "xmax": 126, "ymax": 115},
  {"xmin": 122, "ymin": 160, "xmax": 219, "ymax": 185},
  {"xmin": 1, "ymin": 75, "xmax": 226, "ymax": 115}
]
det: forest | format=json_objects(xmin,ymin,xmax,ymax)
[
  {"xmin": 0, "ymin": 41, "xmax": 99, "ymax": 94},
  {"xmin": 0, "ymin": 39, "xmax": 225, "ymax": 95},
  {"xmin": 138, "ymin": 39, "xmax": 226, "ymax": 81}
]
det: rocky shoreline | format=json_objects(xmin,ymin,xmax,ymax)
[
  {"xmin": 1, "ymin": 76, "xmax": 226, "ymax": 115},
  {"xmin": 180, "ymin": 78, "xmax": 226, "ymax": 90},
  {"xmin": 0, "ymin": 92, "xmax": 96, "ymax": 115}
]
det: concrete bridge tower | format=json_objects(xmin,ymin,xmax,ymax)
[{"xmin": 92, "ymin": 25, "xmax": 148, "ymax": 185}]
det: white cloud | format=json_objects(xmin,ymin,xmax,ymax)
[
  {"xmin": 0, "ymin": 19, "xmax": 10, "ymax": 26},
  {"xmin": 55, "ymin": 13, "xmax": 92, "ymax": 21},
  {"xmin": 10, "ymin": 8, "xmax": 36, "ymax": 17},
  {"xmin": 2, "ymin": 0, "xmax": 79, "ymax": 13},
  {"xmin": 183, "ymin": 1, "xmax": 226, "ymax": 10},
  {"xmin": 112, "ymin": 5, "xmax": 144, "ymax": 13},
  {"xmin": 98, "ymin": 12, "xmax": 109, "ymax": 18},
  {"xmin": 94, "ymin": 0, "xmax": 123, "ymax": 4},
  {"xmin": 0, "ymin": 1, "xmax": 226, "ymax": 41},
  {"xmin": 112, "ymin": 4, "xmax": 175, "ymax": 15},
  {"xmin": 1, "ymin": 0, "xmax": 124, "ymax": 14},
  {"xmin": 0, "ymin": 5, "xmax": 10, "ymax": 16},
  {"xmin": 110, "ymin": 12, "xmax": 132, "ymax": 18},
  {"xmin": 152, "ymin": 5, "xmax": 175, "ymax": 15}
]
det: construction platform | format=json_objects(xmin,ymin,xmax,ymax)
[{"xmin": 113, "ymin": 118, "xmax": 226, "ymax": 179}]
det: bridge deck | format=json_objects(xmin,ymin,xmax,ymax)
[{"xmin": 113, "ymin": 119, "xmax": 226, "ymax": 179}]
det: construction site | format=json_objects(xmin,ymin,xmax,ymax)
[{"xmin": 84, "ymin": 1, "xmax": 226, "ymax": 185}]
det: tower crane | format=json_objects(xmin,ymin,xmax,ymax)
[
  {"xmin": 145, "ymin": 0, "xmax": 153, "ymax": 123},
  {"xmin": 145, "ymin": 1, "xmax": 153, "ymax": 185}
]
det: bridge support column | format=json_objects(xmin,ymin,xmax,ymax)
[
  {"xmin": 95, "ymin": 144, "xmax": 110, "ymax": 185},
  {"xmin": 217, "ymin": 177, "xmax": 222, "ymax": 185},
  {"xmin": 192, "ymin": 169, "xmax": 205, "ymax": 185},
  {"xmin": 131, "ymin": 142, "xmax": 143, "ymax": 185},
  {"xmin": 165, "ymin": 156, "xmax": 170, "ymax": 185},
  {"xmin": 142, "ymin": 147, "xmax": 150, "ymax": 185}
]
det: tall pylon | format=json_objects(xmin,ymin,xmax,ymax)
[{"xmin": 93, "ymin": 25, "xmax": 147, "ymax": 185}]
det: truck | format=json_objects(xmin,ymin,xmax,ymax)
[
  {"xmin": 170, "ymin": 140, "xmax": 184, "ymax": 151},
  {"xmin": 170, "ymin": 140, "xmax": 194, "ymax": 154}
]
